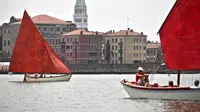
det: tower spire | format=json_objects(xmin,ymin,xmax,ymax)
[
  {"xmin": 73, "ymin": 0, "xmax": 88, "ymax": 29},
  {"xmin": 75, "ymin": 0, "xmax": 86, "ymax": 7}
]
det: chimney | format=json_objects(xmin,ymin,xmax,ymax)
[
  {"xmin": 96, "ymin": 31, "xmax": 98, "ymax": 35},
  {"xmin": 127, "ymin": 28, "xmax": 130, "ymax": 30},
  {"xmin": 80, "ymin": 31, "xmax": 83, "ymax": 35},
  {"xmin": 130, "ymin": 29, "xmax": 133, "ymax": 32},
  {"xmin": 141, "ymin": 32, "xmax": 143, "ymax": 35},
  {"xmin": 126, "ymin": 31, "xmax": 128, "ymax": 35},
  {"xmin": 113, "ymin": 30, "xmax": 115, "ymax": 33},
  {"xmin": 110, "ymin": 30, "xmax": 112, "ymax": 33},
  {"xmin": 85, "ymin": 28, "xmax": 88, "ymax": 31}
]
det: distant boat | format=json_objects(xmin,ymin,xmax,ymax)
[
  {"xmin": 120, "ymin": 0, "xmax": 200, "ymax": 100},
  {"xmin": 8, "ymin": 10, "xmax": 72, "ymax": 82}
]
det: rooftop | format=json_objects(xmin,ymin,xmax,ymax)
[
  {"xmin": 13, "ymin": 14, "xmax": 73, "ymax": 25},
  {"xmin": 63, "ymin": 29, "xmax": 103, "ymax": 36},
  {"xmin": 106, "ymin": 28, "xmax": 146, "ymax": 36},
  {"xmin": 147, "ymin": 43, "xmax": 161, "ymax": 49}
]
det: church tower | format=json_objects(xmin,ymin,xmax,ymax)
[{"xmin": 73, "ymin": 0, "xmax": 88, "ymax": 29}]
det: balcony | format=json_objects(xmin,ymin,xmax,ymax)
[
  {"xmin": 118, "ymin": 41, "xmax": 123, "ymax": 46},
  {"xmin": 118, "ymin": 49, "xmax": 123, "ymax": 54}
]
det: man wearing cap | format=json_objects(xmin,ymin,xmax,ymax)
[{"xmin": 136, "ymin": 67, "xmax": 149, "ymax": 86}]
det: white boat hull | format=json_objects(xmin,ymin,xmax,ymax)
[
  {"xmin": 120, "ymin": 80, "xmax": 200, "ymax": 101},
  {"xmin": 25, "ymin": 74, "xmax": 72, "ymax": 82}
]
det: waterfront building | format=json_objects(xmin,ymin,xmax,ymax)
[
  {"xmin": 61, "ymin": 29, "xmax": 103, "ymax": 64},
  {"xmin": 2, "ymin": 15, "xmax": 76, "ymax": 56},
  {"xmin": 102, "ymin": 28, "xmax": 147, "ymax": 64},
  {"xmin": 146, "ymin": 42, "xmax": 163, "ymax": 63},
  {"xmin": 73, "ymin": 0, "xmax": 88, "ymax": 29}
]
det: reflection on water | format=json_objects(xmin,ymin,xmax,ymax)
[
  {"xmin": 164, "ymin": 100, "xmax": 200, "ymax": 112},
  {"xmin": 0, "ymin": 74, "xmax": 200, "ymax": 112}
]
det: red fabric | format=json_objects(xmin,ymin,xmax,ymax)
[
  {"xmin": 9, "ymin": 10, "xmax": 71, "ymax": 74},
  {"xmin": 159, "ymin": 0, "xmax": 200, "ymax": 70},
  {"xmin": 136, "ymin": 73, "xmax": 140, "ymax": 82},
  {"xmin": 136, "ymin": 73, "xmax": 145, "ymax": 82}
]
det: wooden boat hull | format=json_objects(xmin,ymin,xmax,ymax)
[
  {"xmin": 120, "ymin": 80, "xmax": 200, "ymax": 101},
  {"xmin": 25, "ymin": 74, "xmax": 72, "ymax": 82}
]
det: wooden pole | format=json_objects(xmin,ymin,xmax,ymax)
[
  {"xmin": 40, "ymin": 39, "xmax": 43, "ymax": 75},
  {"xmin": 177, "ymin": 71, "xmax": 180, "ymax": 87}
]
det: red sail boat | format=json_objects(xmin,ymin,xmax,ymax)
[
  {"xmin": 9, "ymin": 10, "xmax": 72, "ymax": 82},
  {"xmin": 120, "ymin": 0, "xmax": 200, "ymax": 100}
]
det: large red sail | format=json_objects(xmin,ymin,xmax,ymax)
[
  {"xmin": 158, "ymin": 0, "xmax": 200, "ymax": 70},
  {"xmin": 9, "ymin": 10, "xmax": 71, "ymax": 74}
]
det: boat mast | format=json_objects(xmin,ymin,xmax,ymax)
[
  {"xmin": 177, "ymin": 70, "xmax": 180, "ymax": 87},
  {"xmin": 40, "ymin": 39, "xmax": 43, "ymax": 75}
]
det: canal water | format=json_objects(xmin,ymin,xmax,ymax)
[{"xmin": 0, "ymin": 74, "xmax": 200, "ymax": 112}]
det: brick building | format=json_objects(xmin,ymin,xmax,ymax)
[{"xmin": 61, "ymin": 29, "xmax": 103, "ymax": 64}]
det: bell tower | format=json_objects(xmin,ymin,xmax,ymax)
[{"xmin": 73, "ymin": 0, "xmax": 88, "ymax": 29}]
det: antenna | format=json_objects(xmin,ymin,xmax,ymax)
[{"xmin": 126, "ymin": 18, "xmax": 129, "ymax": 29}]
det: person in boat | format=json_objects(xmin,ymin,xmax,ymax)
[
  {"xmin": 23, "ymin": 74, "xmax": 27, "ymax": 81},
  {"xmin": 168, "ymin": 81, "xmax": 174, "ymax": 88},
  {"xmin": 154, "ymin": 83, "xmax": 159, "ymax": 87},
  {"xmin": 191, "ymin": 80, "xmax": 199, "ymax": 88},
  {"xmin": 136, "ymin": 67, "xmax": 149, "ymax": 86},
  {"xmin": 39, "ymin": 74, "xmax": 43, "ymax": 78},
  {"xmin": 34, "ymin": 73, "xmax": 38, "ymax": 79}
]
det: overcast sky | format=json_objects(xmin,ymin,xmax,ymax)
[{"xmin": 0, "ymin": 0, "xmax": 176, "ymax": 41}]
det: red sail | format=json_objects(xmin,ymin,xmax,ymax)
[
  {"xmin": 158, "ymin": 0, "xmax": 200, "ymax": 70},
  {"xmin": 9, "ymin": 10, "xmax": 71, "ymax": 74}
]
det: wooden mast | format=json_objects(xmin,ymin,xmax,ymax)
[
  {"xmin": 40, "ymin": 39, "xmax": 43, "ymax": 75},
  {"xmin": 177, "ymin": 70, "xmax": 180, "ymax": 87}
]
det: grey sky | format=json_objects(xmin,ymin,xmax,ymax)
[{"xmin": 0, "ymin": 0, "xmax": 175, "ymax": 41}]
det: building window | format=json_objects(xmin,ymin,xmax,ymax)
[
  {"xmin": 4, "ymin": 30, "xmax": 6, "ymax": 34},
  {"xmin": 112, "ymin": 45, "xmax": 114, "ymax": 50},
  {"xmin": 115, "ymin": 45, "xmax": 117, "ymax": 50},
  {"xmin": 50, "ymin": 26, "xmax": 54, "ymax": 32},
  {"xmin": 112, "ymin": 39, "xmax": 114, "ymax": 43},
  {"xmin": 8, "ymin": 30, "xmax": 10, "ymax": 34},
  {"xmin": 115, "ymin": 60, "xmax": 118, "ymax": 64},
  {"xmin": 143, "ymin": 46, "xmax": 146, "ymax": 50},
  {"xmin": 84, "ymin": 19, "xmax": 87, "ymax": 23},
  {"xmin": 115, "ymin": 53, "xmax": 117, "ymax": 57},
  {"xmin": 67, "ymin": 38, "xmax": 69, "ymax": 42},
  {"xmin": 43, "ymin": 26, "xmax": 48, "ymax": 32},
  {"xmin": 56, "ymin": 27, "xmax": 60, "ymax": 32},
  {"xmin": 75, "ymin": 19, "xmax": 82, "ymax": 22},
  {"xmin": 88, "ymin": 52, "xmax": 97, "ymax": 56},
  {"xmin": 8, "ymin": 40, "xmax": 10, "ymax": 46},
  {"xmin": 115, "ymin": 38, "xmax": 117, "ymax": 43},
  {"xmin": 63, "ymin": 27, "xmax": 66, "ymax": 32},
  {"xmin": 4, "ymin": 40, "xmax": 6, "ymax": 46},
  {"xmin": 56, "ymin": 39, "xmax": 58, "ymax": 44}
]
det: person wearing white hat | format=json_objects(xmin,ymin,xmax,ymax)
[{"xmin": 136, "ymin": 67, "xmax": 149, "ymax": 86}]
